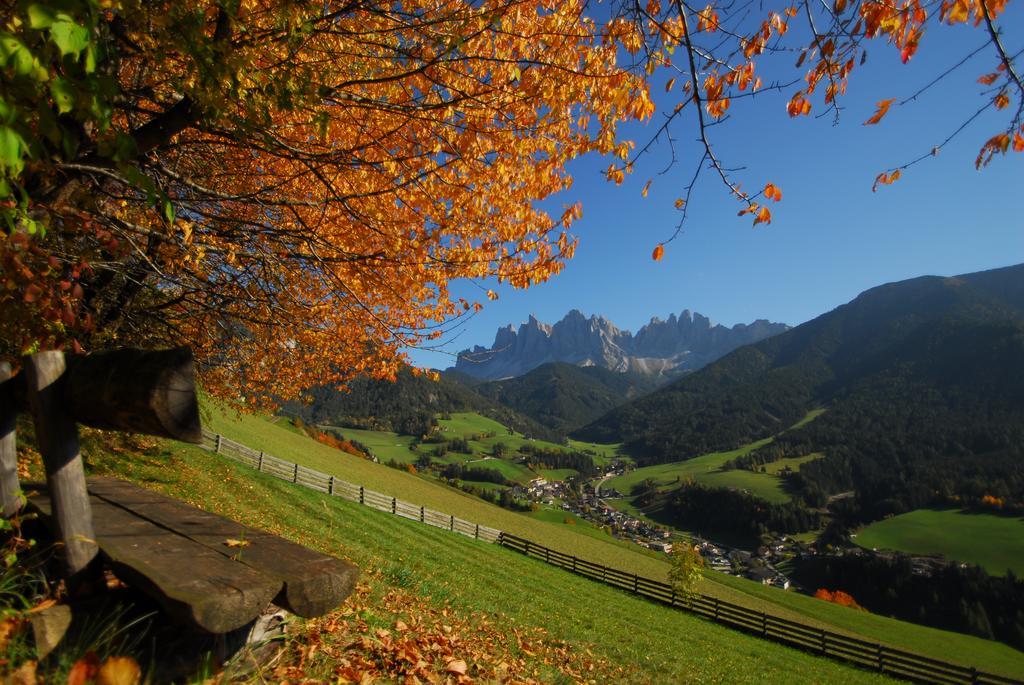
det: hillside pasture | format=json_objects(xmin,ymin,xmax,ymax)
[
  {"xmin": 762, "ymin": 453, "xmax": 824, "ymax": 475},
  {"xmin": 605, "ymin": 437, "xmax": 792, "ymax": 503},
  {"xmin": 54, "ymin": 430, "xmax": 909, "ymax": 684},
  {"xmin": 201, "ymin": 408, "xmax": 1024, "ymax": 676},
  {"xmin": 856, "ymin": 509, "xmax": 1024, "ymax": 576}
]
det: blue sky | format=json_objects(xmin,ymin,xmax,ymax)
[{"xmin": 409, "ymin": 10, "xmax": 1024, "ymax": 369}]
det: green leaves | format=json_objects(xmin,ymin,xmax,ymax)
[
  {"xmin": 27, "ymin": 4, "xmax": 91, "ymax": 58},
  {"xmin": 50, "ymin": 77, "xmax": 76, "ymax": 113},
  {"xmin": 48, "ymin": 19, "xmax": 91, "ymax": 58},
  {"xmin": 0, "ymin": 126, "xmax": 28, "ymax": 175}
]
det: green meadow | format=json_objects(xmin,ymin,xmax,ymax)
[
  {"xmin": 51, "ymin": 428, "xmax": 903, "ymax": 684},
  {"xmin": 856, "ymin": 509, "xmax": 1024, "ymax": 576},
  {"xmin": 606, "ymin": 410, "xmax": 829, "ymax": 505},
  {"xmin": 200, "ymin": 408, "xmax": 1024, "ymax": 677},
  {"xmin": 322, "ymin": 411, "xmax": 619, "ymax": 485},
  {"xmin": 605, "ymin": 437, "xmax": 790, "ymax": 503}
]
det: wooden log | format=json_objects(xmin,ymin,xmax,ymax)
[
  {"xmin": 0, "ymin": 362, "xmax": 23, "ymax": 517},
  {"xmin": 27, "ymin": 486, "xmax": 280, "ymax": 633},
  {"xmin": 63, "ymin": 347, "xmax": 201, "ymax": 443},
  {"xmin": 24, "ymin": 352, "xmax": 98, "ymax": 579},
  {"xmin": 87, "ymin": 477, "xmax": 359, "ymax": 618}
]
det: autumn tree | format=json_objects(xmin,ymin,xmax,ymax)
[
  {"xmin": 0, "ymin": 0, "xmax": 1020, "ymax": 402},
  {"xmin": 0, "ymin": 0, "xmax": 653, "ymax": 400},
  {"xmin": 668, "ymin": 541, "xmax": 705, "ymax": 599}
]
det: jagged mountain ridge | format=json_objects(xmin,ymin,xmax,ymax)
[{"xmin": 454, "ymin": 309, "xmax": 789, "ymax": 380}]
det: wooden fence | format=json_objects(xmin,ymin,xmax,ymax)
[
  {"xmin": 201, "ymin": 428, "xmax": 1022, "ymax": 685},
  {"xmin": 496, "ymin": 532, "xmax": 1022, "ymax": 685},
  {"xmin": 200, "ymin": 429, "xmax": 501, "ymax": 543}
]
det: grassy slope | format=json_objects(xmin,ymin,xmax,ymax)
[
  {"xmin": 605, "ymin": 437, "xmax": 791, "ymax": 503},
  {"xmin": 856, "ymin": 509, "xmax": 1024, "ymax": 576},
  {"xmin": 326, "ymin": 412, "xmax": 619, "ymax": 483},
  {"xmin": 205, "ymin": 409, "xmax": 1024, "ymax": 677},
  {"xmin": 68, "ymin": 434, "xmax": 900, "ymax": 684},
  {"xmin": 606, "ymin": 410, "xmax": 830, "ymax": 504}
]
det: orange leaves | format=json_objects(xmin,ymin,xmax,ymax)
[
  {"xmin": 815, "ymin": 588, "xmax": 867, "ymax": 611},
  {"xmin": 96, "ymin": 656, "xmax": 142, "ymax": 685},
  {"xmin": 872, "ymin": 169, "xmax": 902, "ymax": 191},
  {"xmin": 975, "ymin": 132, "xmax": 1011, "ymax": 168},
  {"xmin": 641, "ymin": 179, "xmax": 652, "ymax": 197},
  {"xmin": 723, "ymin": 62, "xmax": 758, "ymax": 92},
  {"xmin": 993, "ymin": 91, "xmax": 1010, "ymax": 110},
  {"xmin": 787, "ymin": 91, "xmax": 812, "ymax": 117},
  {"xmin": 697, "ymin": 5, "xmax": 720, "ymax": 32},
  {"xmin": 978, "ymin": 72, "xmax": 1000, "ymax": 86},
  {"xmin": 652, "ymin": 244, "xmax": 664, "ymax": 261},
  {"xmin": 738, "ymin": 203, "xmax": 772, "ymax": 226},
  {"xmin": 763, "ymin": 183, "xmax": 783, "ymax": 202},
  {"xmin": 834, "ymin": 0, "xmax": 849, "ymax": 14},
  {"xmin": 864, "ymin": 98, "xmax": 896, "ymax": 125},
  {"xmin": 277, "ymin": 585, "xmax": 631, "ymax": 684},
  {"xmin": 940, "ymin": 0, "xmax": 1008, "ymax": 25},
  {"xmin": 605, "ymin": 164, "xmax": 626, "ymax": 185},
  {"xmin": 703, "ymin": 73, "xmax": 730, "ymax": 118}
]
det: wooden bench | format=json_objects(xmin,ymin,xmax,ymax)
[
  {"xmin": 28, "ymin": 477, "xmax": 359, "ymax": 633},
  {"xmin": 2, "ymin": 347, "xmax": 359, "ymax": 636}
]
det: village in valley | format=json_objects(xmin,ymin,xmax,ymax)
[{"xmin": 511, "ymin": 463, "xmax": 796, "ymax": 591}]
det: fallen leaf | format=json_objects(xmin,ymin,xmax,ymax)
[
  {"xmin": 67, "ymin": 652, "xmax": 101, "ymax": 685},
  {"xmin": 0, "ymin": 617, "xmax": 26, "ymax": 651},
  {"xmin": 224, "ymin": 538, "xmax": 250, "ymax": 548},
  {"xmin": 10, "ymin": 660, "xmax": 37, "ymax": 685},
  {"xmin": 445, "ymin": 659, "xmax": 467, "ymax": 675},
  {"xmin": 97, "ymin": 656, "xmax": 141, "ymax": 685}
]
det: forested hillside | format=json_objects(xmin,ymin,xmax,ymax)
[
  {"xmin": 283, "ymin": 368, "xmax": 562, "ymax": 442},
  {"xmin": 575, "ymin": 264, "xmax": 1024, "ymax": 517},
  {"xmin": 472, "ymin": 362, "xmax": 662, "ymax": 433}
]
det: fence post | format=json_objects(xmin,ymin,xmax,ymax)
[
  {"xmin": 671, "ymin": 587, "xmax": 676, "ymax": 606},
  {"xmin": 0, "ymin": 362, "xmax": 24, "ymax": 518},
  {"xmin": 450, "ymin": 515, "xmax": 454, "ymax": 531},
  {"xmin": 545, "ymin": 547, "xmax": 550, "ymax": 564},
  {"xmin": 602, "ymin": 566, "xmax": 607, "ymax": 583},
  {"xmin": 420, "ymin": 505, "xmax": 425, "ymax": 523},
  {"xmin": 391, "ymin": 497, "xmax": 396, "ymax": 514},
  {"xmin": 633, "ymin": 573, "xmax": 639, "ymax": 593},
  {"xmin": 970, "ymin": 667, "xmax": 978, "ymax": 685},
  {"xmin": 761, "ymin": 612, "xmax": 767, "ymax": 637},
  {"xmin": 525, "ymin": 540, "xmax": 531, "ymax": 556},
  {"xmin": 876, "ymin": 644, "xmax": 884, "ymax": 673},
  {"xmin": 359, "ymin": 486, "xmax": 364, "ymax": 504},
  {"xmin": 572, "ymin": 556, "xmax": 577, "ymax": 574},
  {"xmin": 24, "ymin": 352, "xmax": 99, "ymax": 584},
  {"xmin": 714, "ymin": 598, "xmax": 720, "ymax": 620},
  {"xmin": 257, "ymin": 452, "xmax": 264, "ymax": 471},
  {"xmin": 475, "ymin": 524, "xmax": 479, "ymax": 540},
  {"xmin": 328, "ymin": 476, "xmax": 334, "ymax": 496},
  {"xmin": 293, "ymin": 463, "xmax": 299, "ymax": 483},
  {"xmin": 819, "ymin": 630, "xmax": 827, "ymax": 656},
  {"xmin": 215, "ymin": 433, "xmax": 223, "ymax": 454}
]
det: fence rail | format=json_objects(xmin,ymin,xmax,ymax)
[
  {"xmin": 201, "ymin": 428, "xmax": 1021, "ymax": 685},
  {"xmin": 201, "ymin": 428, "xmax": 501, "ymax": 543},
  {"xmin": 496, "ymin": 532, "xmax": 1020, "ymax": 685}
]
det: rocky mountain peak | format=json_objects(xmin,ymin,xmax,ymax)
[{"xmin": 454, "ymin": 309, "xmax": 789, "ymax": 380}]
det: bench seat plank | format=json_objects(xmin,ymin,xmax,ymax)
[
  {"xmin": 28, "ymin": 488, "xmax": 281, "ymax": 633},
  {"xmin": 86, "ymin": 477, "xmax": 359, "ymax": 618}
]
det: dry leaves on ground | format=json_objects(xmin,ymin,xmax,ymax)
[{"xmin": 269, "ymin": 582, "xmax": 631, "ymax": 684}]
